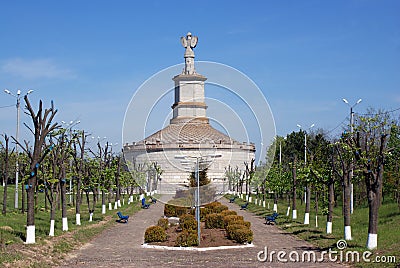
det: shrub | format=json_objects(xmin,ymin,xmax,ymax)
[
  {"xmin": 144, "ymin": 226, "xmax": 167, "ymax": 243},
  {"xmin": 179, "ymin": 214, "xmax": 197, "ymax": 231},
  {"xmin": 164, "ymin": 204, "xmax": 176, "ymax": 217},
  {"xmin": 164, "ymin": 204, "xmax": 188, "ymax": 217},
  {"xmin": 223, "ymin": 215, "xmax": 244, "ymax": 227},
  {"xmin": 230, "ymin": 228, "xmax": 253, "ymax": 244},
  {"xmin": 175, "ymin": 230, "xmax": 198, "ymax": 247},
  {"xmin": 204, "ymin": 201, "xmax": 221, "ymax": 210},
  {"xmin": 241, "ymin": 221, "xmax": 251, "ymax": 228},
  {"xmin": 189, "ymin": 207, "xmax": 210, "ymax": 221},
  {"xmin": 205, "ymin": 213, "xmax": 224, "ymax": 229},
  {"xmin": 212, "ymin": 205, "xmax": 228, "ymax": 213},
  {"xmin": 226, "ymin": 223, "xmax": 247, "ymax": 239},
  {"xmin": 176, "ymin": 206, "xmax": 188, "ymax": 217},
  {"xmin": 220, "ymin": 210, "xmax": 237, "ymax": 217},
  {"xmin": 157, "ymin": 218, "xmax": 169, "ymax": 230}
]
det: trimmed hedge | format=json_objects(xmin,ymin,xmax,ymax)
[
  {"xmin": 230, "ymin": 227, "xmax": 253, "ymax": 243},
  {"xmin": 204, "ymin": 201, "xmax": 221, "ymax": 210},
  {"xmin": 223, "ymin": 215, "xmax": 244, "ymax": 227},
  {"xmin": 226, "ymin": 223, "xmax": 246, "ymax": 239},
  {"xmin": 179, "ymin": 214, "xmax": 197, "ymax": 231},
  {"xmin": 189, "ymin": 207, "xmax": 210, "ymax": 222},
  {"xmin": 164, "ymin": 204, "xmax": 188, "ymax": 217},
  {"xmin": 175, "ymin": 230, "xmax": 198, "ymax": 247},
  {"xmin": 205, "ymin": 213, "xmax": 224, "ymax": 229},
  {"xmin": 157, "ymin": 218, "xmax": 169, "ymax": 230},
  {"xmin": 220, "ymin": 210, "xmax": 237, "ymax": 217},
  {"xmin": 144, "ymin": 226, "xmax": 167, "ymax": 243},
  {"xmin": 212, "ymin": 204, "xmax": 228, "ymax": 213}
]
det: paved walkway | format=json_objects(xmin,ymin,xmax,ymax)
[{"xmin": 58, "ymin": 198, "xmax": 346, "ymax": 268}]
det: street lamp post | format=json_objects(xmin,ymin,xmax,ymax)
[
  {"xmin": 175, "ymin": 154, "xmax": 221, "ymax": 245},
  {"xmin": 342, "ymin": 98, "xmax": 362, "ymax": 215},
  {"xmin": 61, "ymin": 120, "xmax": 81, "ymax": 204},
  {"xmin": 4, "ymin": 89, "xmax": 34, "ymax": 209},
  {"xmin": 297, "ymin": 123, "xmax": 314, "ymax": 225}
]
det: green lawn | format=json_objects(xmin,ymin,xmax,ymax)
[
  {"xmin": 226, "ymin": 193, "xmax": 400, "ymax": 268},
  {"xmin": 0, "ymin": 185, "xmax": 141, "ymax": 267}
]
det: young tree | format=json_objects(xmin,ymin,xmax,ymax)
[
  {"xmin": 1, "ymin": 135, "xmax": 10, "ymax": 215},
  {"xmin": 71, "ymin": 130, "xmax": 87, "ymax": 225},
  {"xmin": 351, "ymin": 111, "xmax": 390, "ymax": 249},
  {"xmin": 333, "ymin": 136, "xmax": 354, "ymax": 241},
  {"xmin": 385, "ymin": 123, "xmax": 400, "ymax": 209},
  {"xmin": 13, "ymin": 96, "xmax": 58, "ymax": 243}
]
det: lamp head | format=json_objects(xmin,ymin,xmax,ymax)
[
  {"xmin": 4, "ymin": 89, "xmax": 11, "ymax": 94},
  {"xmin": 342, "ymin": 98, "xmax": 349, "ymax": 104},
  {"xmin": 27, "ymin": 89, "xmax": 34, "ymax": 94},
  {"xmin": 17, "ymin": 90, "xmax": 21, "ymax": 95},
  {"xmin": 297, "ymin": 124, "xmax": 302, "ymax": 128},
  {"xmin": 356, "ymin": 98, "xmax": 362, "ymax": 104}
]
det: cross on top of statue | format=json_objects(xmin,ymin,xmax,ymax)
[{"xmin": 180, "ymin": 32, "xmax": 198, "ymax": 75}]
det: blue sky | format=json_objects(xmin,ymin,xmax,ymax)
[{"xmin": 1, "ymin": 0, "xmax": 399, "ymax": 150}]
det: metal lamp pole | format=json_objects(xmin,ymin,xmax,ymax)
[
  {"xmin": 4, "ymin": 89, "xmax": 33, "ymax": 209},
  {"xmin": 296, "ymin": 123, "xmax": 314, "ymax": 213},
  {"xmin": 195, "ymin": 157, "xmax": 200, "ymax": 245},
  {"xmin": 62, "ymin": 120, "xmax": 80, "ymax": 204},
  {"xmin": 176, "ymin": 154, "xmax": 221, "ymax": 246},
  {"xmin": 342, "ymin": 98, "xmax": 362, "ymax": 214}
]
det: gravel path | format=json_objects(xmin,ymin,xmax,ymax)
[{"xmin": 58, "ymin": 198, "xmax": 347, "ymax": 268}]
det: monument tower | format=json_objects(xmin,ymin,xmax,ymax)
[{"xmin": 124, "ymin": 32, "xmax": 255, "ymax": 194}]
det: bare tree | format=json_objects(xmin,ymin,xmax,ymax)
[{"xmin": 13, "ymin": 96, "xmax": 58, "ymax": 244}]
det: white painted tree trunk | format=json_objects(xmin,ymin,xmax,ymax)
[
  {"xmin": 267, "ymin": 202, "xmax": 270, "ymax": 209},
  {"xmin": 102, "ymin": 204, "xmax": 106, "ymax": 214},
  {"xmin": 114, "ymin": 202, "xmax": 118, "ymax": 209},
  {"xmin": 292, "ymin": 209, "xmax": 297, "ymax": 220},
  {"xmin": 76, "ymin": 213, "xmax": 81, "ymax": 225},
  {"xmin": 286, "ymin": 206, "xmax": 290, "ymax": 217},
  {"xmin": 49, "ymin": 220, "xmax": 55, "ymax": 236},
  {"xmin": 326, "ymin": 221, "xmax": 332, "ymax": 234},
  {"xmin": 304, "ymin": 212, "xmax": 310, "ymax": 224},
  {"xmin": 344, "ymin": 226, "xmax": 352, "ymax": 240},
  {"xmin": 249, "ymin": 196, "xmax": 252, "ymax": 202},
  {"xmin": 26, "ymin": 225, "xmax": 35, "ymax": 244},
  {"xmin": 273, "ymin": 203, "xmax": 278, "ymax": 212},
  {"xmin": 315, "ymin": 215, "xmax": 318, "ymax": 227},
  {"xmin": 255, "ymin": 198, "xmax": 258, "ymax": 204},
  {"xmin": 108, "ymin": 203, "xmax": 112, "ymax": 211},
  {"xmin": 122, "ymin": 199, "xmax": 125, "ymax": 206},
  {"xmin": 366, "ymin": 233, "xmax": 377, "ymax": 250},
  {"xmin": 62, "ymin": 217, "xmax": 68, "ymax": 231},
  {"xmin": 263, "ymin": 200, "xmax": 266, "ymax": 207},
  {"xmin": 89, "ymin": 212, "xmax": 93, "ymax": 222},
  {"xmin": 118, "ymin": 200, "xmax": 121, "ymax": 207}
]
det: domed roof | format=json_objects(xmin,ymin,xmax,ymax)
[{"xmin": 141, "ymin": 122, "xmax": 235, "ymax": 145}]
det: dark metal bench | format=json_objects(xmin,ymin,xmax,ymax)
[
  {"xmin": 117, "ymin": 211, "xmax": 129, "ymax": 223},
  {"xmin": 265, "ymin": 212, "xmax": 279, "ymax": 225},
  {"xmin": 141, "ymin": 198, "xmax": 150, "ymax": 209},
  {"xmin": 229, "ymin": 196, "xmax": 237, "ymax": 203},
  {"xmin": 240, "ymin": 202, "xmax": 249, "ymax": 210}
]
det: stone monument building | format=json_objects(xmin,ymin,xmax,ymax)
[{"xmin": 123, "ymin": 32, "xmax": 255, "ymax": 194}]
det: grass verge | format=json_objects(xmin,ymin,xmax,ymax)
[{"xmin": 226, "ymin": 194, "xmax": 399, "ymax": 268}]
